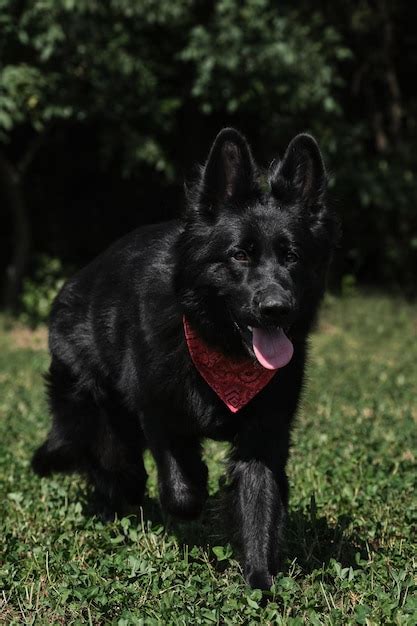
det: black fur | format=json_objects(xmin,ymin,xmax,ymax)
[{"xmin": 32, "ymin": 128, "xmax": 338, "ymax": 590}]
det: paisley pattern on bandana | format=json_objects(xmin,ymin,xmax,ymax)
[{"xmin": 183, "ymin": 317, "xmax": 278, "ymax": 412}]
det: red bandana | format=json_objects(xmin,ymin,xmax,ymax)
[{"xmin": 183, "ymin": 317, "xmax": 278, "ymax": 412}]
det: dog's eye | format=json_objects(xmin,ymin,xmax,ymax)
[{"xmin": 233, "ymin": 250, "xmax": 249, "ymax": 262}]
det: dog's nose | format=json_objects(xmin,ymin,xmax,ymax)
[{"xmin": 259, "ymin": 297, "xmax": 291, "ymax": 319}]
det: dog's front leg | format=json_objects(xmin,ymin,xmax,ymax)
[
  {"xmin": 147, "ymin": 430, "xmax": 208, "ymax": 521},
  {"xmin": 228, "ymin": 425, "xmax": 289, "ymax": 590}
]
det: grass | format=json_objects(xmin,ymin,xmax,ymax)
[{"xmin": 0, "ymin": 292, "xmax": 416, "ymax": 624}]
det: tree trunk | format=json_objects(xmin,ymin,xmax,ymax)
[
  {"xmin": 378, "ymin": 0, "xmax": 403, "ymax": 144},
  {"xmin": 0, "ymin": 152, "xmax": 30, "ymax": 312}
]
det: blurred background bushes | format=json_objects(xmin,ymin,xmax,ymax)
[{"xmin": 1, "ymin": 0, "xmax": 416, "ymax": 318}]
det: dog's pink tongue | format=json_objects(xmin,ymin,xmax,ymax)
[{"xmin": 252, "ymin": 327, "xmax": 294, "ymax": 370}]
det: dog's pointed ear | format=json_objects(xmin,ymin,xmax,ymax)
[
  {"xmin": 271, "ymin": 134, "xmax": 327, "ymax": 210},
  {"xmin": 196, "ymin": 128, "xmax": 257, "ymax": 214}
]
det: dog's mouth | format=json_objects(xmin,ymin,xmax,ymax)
[{"xmin": 233, "ymin": 321, "xmax": 294, "ymax": 370}]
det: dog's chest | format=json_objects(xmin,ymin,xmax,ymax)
[{"xmin": 178, "ymin": 368, "xmax": 245, "ymax": 440}]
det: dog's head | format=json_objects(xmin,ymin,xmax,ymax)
[{"xmin": 177, "ymin": 128, "xmax": 339, "ymax": 366}]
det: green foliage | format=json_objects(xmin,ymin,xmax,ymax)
[
  {"xmin": 0, "ymin": 0, "xmax": 192, "ymax": 175},
  {"xmin": 181, "ymin": 0, "xmax": 346, "ymax": 119},
  {"xmin": 212, "ymin": 544, "xmax": 233, "ymax": 562},
  {"xmin": 5, "ymin": 0, "xmax": 344, "ymax": 173},
  {"xmin": 20, "ymin": 256, "xmax": 66, "ymax": 326},
  {"xmin": 1, "ymin": 293, "xmax": 416, "ymax": 622},
  {"xmin": 0, "ymin": 0, "xmax": 416, "ymax": 290},
  {"xmin": 340, "ymin": 274, "xmax": 358, "ymax": 299}
]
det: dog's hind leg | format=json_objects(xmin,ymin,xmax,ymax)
[
  {"xmin": 32, "ymin": 359, "xmax": 148, "ymax": 520},
  {"xmin": 87, "ymin": 403, "xmax": 148, "ymax": 520},
  {"xmin": 32, "ymin": 360, "xmax": 96, "ymax": 477}
]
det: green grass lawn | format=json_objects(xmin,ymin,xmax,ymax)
[{"xmin": 1, "ymin": 293, "xmax": 416, "ymax": 624}]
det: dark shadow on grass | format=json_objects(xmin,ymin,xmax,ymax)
[
  {"xmin": 78, "ymin": 480, "xmax": 367, "ymax": 575},
  {"xmin": 166, "ymin": 491, "xmax": 227, "ymax": 550},
  {"xmin": 145, "ymin": 490, "xmax": 368, "ymax": 575},
  {"xmin": 286, "ymin": 507, "xmax": 368, "ymax": 573}
]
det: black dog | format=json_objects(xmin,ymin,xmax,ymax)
[{"xmin": 32, "ymin": 128, "xmax": 338, "ymax": 590}]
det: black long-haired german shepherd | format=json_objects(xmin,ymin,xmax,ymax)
[{"xmin": 32, "ymin": 128, "xmax": 338, "ymax": 590}]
